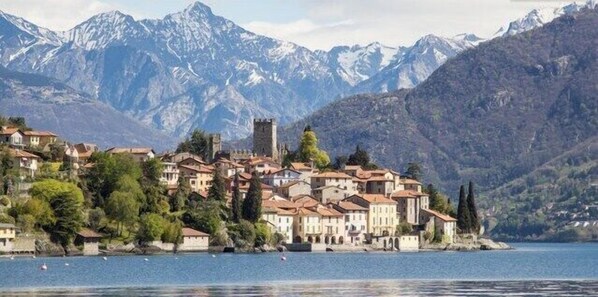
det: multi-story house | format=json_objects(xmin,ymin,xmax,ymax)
[
  {"xmin": 346, "ymin": 194, "xmax": 397, "ymax": 238},
  {"xmin": 160, "ymin": 162, "xmax": 180, "ymax": 192},
  {"xmin": 22, "ymin": 130, "xmax": 57, "ymax": 149},
  {"xmin": 391, "ymin": 190, "xmax": 430, "ymax": 225},
  {"xmin": 106, "ymin": 147, "xmax": 155, "ymax": 162},
  {"xmin": 310, "ymin": 172, "xmax": 357, "ymax": 195},
  {"xmin": 179, "ymin": 164, "xmax": 214, "ymax": 193},
  {"xmin": 316, "ymin": 205, "xmax": 345, "ymax": 245},
  {"xmin": 275, "ymin": 180, "xmax": 312, "ymax": 198},
  {"xmin": 0, "ymin": 223, "xmax": 16, "ymax": 253},
  {"xmin": 0, "ymin": 127, "xmax": 24, "ymax": 147},
  {"xmin": 420, "ymin": 209, "xmax": 457, "ymax": 243},
  {"xmin": 331, "ymin": 201, "xmax": 369, "ymax": 245},
  {"xmin": 293, "ymin": 208, "xmax": 322, "ymax": 243},
  {"xmin": 8, "ymin": 148, "xmax": 39, "ymax": 178},
  {"xmin": 262, "ymin": 168, "xmax": 301, "ymax": 187},
  {"xmin": 312, "ymin": 185, "xmax": 348, "ymax": 204}
]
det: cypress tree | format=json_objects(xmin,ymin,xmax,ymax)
[
  {"xmin": 242, "ymin": 173, "xmax": 262, "ymax": 223},
  {"xmin": 207, "ymin": 168, "xmax": 226, "ymax": 201},
  {"xmin": 466, "ymin": 181, "xmax": 480, "ymax": 234},
  {"xmin": 456, "ymin": 185, "xmax": 471, "ymax": 233},
  {"xmin": 231, "ymin": 173, "xmax": 242, "ymax": 223}
]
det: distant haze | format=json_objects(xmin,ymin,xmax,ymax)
[{"xmin": 0, "ymin": 0, "xmax": 579, "ymax": 50}]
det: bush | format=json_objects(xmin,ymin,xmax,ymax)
[
  {"xmin": 0, "ymin": 196, "xmax": 10, "ymax": 207},
  {"xmin": 271, "ymin": 232, "xmax": 286, "ymax": 245},
  {"xmin": 17, "ymin": 214, "xmax": 35, "ymax": 232},
  {"xmin": 0, "ymin": 212, "xmax": 15, "ymax": 224},
  {"xmin": 137, "ymin": 214, "xmax": 165, "ymax": 243},
  {"xmin": 254, "ymin": 223, "xmax": 271, "ymax": 247},
  {"xmin": 396, "ymin": 222, "xmax": 413, "ymax": 236},
  {"xmin": 161, "ymin": 220, "xmax": 182, "ymax": 244}
]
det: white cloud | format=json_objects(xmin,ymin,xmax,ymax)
[
  {"xmin": 0, "ymin": 0, "xmax": 115, "ymax": 31},
  {"xmin": 244, "ymin": 0, "xmax": 577, "ymax": 50}
]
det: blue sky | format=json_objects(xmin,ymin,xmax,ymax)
[{"xmin": 0, "ymin": 0, "xmax": 580, "ymax": 50}]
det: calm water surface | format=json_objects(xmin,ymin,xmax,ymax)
[{"xmin": 1, "ymin": 243, "xmax": 597, "ymax": 296}]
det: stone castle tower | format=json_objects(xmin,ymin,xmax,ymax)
[
  {"xmin": 207, "ymin": 133, "xmax": 221, "ymax": 162},
  {"xmin": 253, "ymin": 118, "xmax": 278, "ymax": 161}
]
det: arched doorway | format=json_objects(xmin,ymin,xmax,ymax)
[
  {"xmin": 294, "ymin": 236, "xmax": 302, "ymax": 243},
  {"xmin": 383, "ymin": 239, "xmax": 387, "ymax": 249},
  {"xmin": 308, "ymin": 236, "xmax": 313, "ymax": 243},
  {"xmin": 394, "ymin": 238, "xmax": 399, "ymax": 249},
  {"xmin": 325, "ymin": 236, "xmax": 329, "ymax": 244},
  {"xmin": 315, "ymin": 236, "xmax": 321, "ymax": 243},
  {"xmin": 389, "ymin": 238, "xmax": 394, "ymax": 249},
  {"xmin": 331, "ymin": 236, "xmax": 336, "ymax": 245},
  {"xmin": 339, "ymin": 236, "xmax": 344, "ymax": 244}
]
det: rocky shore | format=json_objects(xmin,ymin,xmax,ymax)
[{"xmin": 422, "ymin": 238, "xmax": 512, "ymax": 251}]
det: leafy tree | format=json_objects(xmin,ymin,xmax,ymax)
[
  {"xmin": 87, "ymin": 208, "xmax": 105, "ymax": 231},
  {"xmin": 176, "ymin": 129, "xmax": 209, "ymax": 160},
  {"xmin": 0, "ymin": 147, "xmax": 14, "ymax": 178},
  {"xmin": 207, "ymin": 168, "xmax": 226, "ymax": 201},
  {"xmin": 242, "ymin": 173, "xmax": 262, "ymax": 223},
  {"xmin": 332, "ymin": 155, "xmax": 348, "ymax": 170},
  {"xmin": 347, "ymin": 145, "xmax": 369, "ymax": 167},
  {"xmin": 297, "ymin": 129, "xmax": 330, "ymax": 169},
  {"xmin": 140, "ymin": 158, "xmax": 167, "ymax": 214},
  {"xmin": 456, "ymin": 185, "xmax": 471, "ymax": 233},
  {"xmin": 161, "ymin": 219, "xmax": 182, "ymax": 244},
  {"xmin": 17, "ymin": 214, "xmax": 35, "ymax": 233},
  {"xmin": 137, "ymin": 213, "xmax": 165, "ymax": 243},
  {"xmin": 105, "ymin": 191, "xmax": 139, "ymax": 236},
  {"xmin": 396, "ymin": 222, "xmax": 413, "ymax": 236},
  {"xmin": 170, "ymin": 176, "xmax": 189, "ymax": 212},
  {"xmin": 22, "ymin": 198, "xmax": 55, "ymax": 229},
  {"xmin": 30, "ymin": 180, "xmax": 85, "ymax": 250},
  {"xmin": 86, "ymin": 152, "xmax": 142, "ymax": 207},
  {"xmin": 466, "ymin": 181, "xmax": 481, "ymax": 234},
  {"xmin": 182, "ymin": 202, "xmax": 222, "ymax": 235},
  {"xmin": 405, "ymin": 162, "xmax": 422, "ymax": 181},
  {"xmin": 254, "ymin": 222, "xmax": 271, "ymax": 247},
  {"xmin": 114, "ymin": 174, "xmax": 146, "ymax": 208},
  {"xmin": 231, "ymin": 173, "xmax": 242, "ymax": 223}
]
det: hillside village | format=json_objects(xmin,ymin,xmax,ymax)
[{"xmin": 0, "ymin": 116, "xmax": 501, "ymax": 256}]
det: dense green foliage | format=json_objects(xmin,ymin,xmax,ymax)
[
  {"xmin": 231, "ymin": 173, "xmax": 242, "ymax": 223},
  {"xmin": 466, "ymin": 182, "xmax": 480, "ymax": 234},
  {"xmin": 242, "ymin": 173, "xmax": 262, "ymax": 223},
  {"xmin": 207, "ymin": 169, "xmax": 226, "ymax": 201},
  {"xmin": 176, "ymin": 129, "xmax": 209, "ymax": 160},
  {"xmin": 456, "ymin": 185, "xmax": 471, "ymax": 233}
]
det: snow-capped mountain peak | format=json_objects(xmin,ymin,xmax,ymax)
[{"xmin": 0, "ymin": 10, "xmax": 62, "ymax": 46}]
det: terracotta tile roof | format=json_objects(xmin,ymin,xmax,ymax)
[
  {"xmin": 290, "ymin": 162, "xmax": 313, "ymax": 171},
  {"xmin": 312, "ymin": 185, "xmax": 343, "ymax": 191},
  {"xmin": 77, "ymin": 228, "xmax": 102, "ymax": 238},
  {"xmin": 23, "ymin": 131, "xmax": 57, "ymax": 137},
  {"xmin": 278, "ymin": 180, "xmax": 301, "ymax": 189},
  {"xmin": 354, "ymin": 194, "xmax": 396, "ymax": 204},
  {"xmin": 421, "ymin": 208, "xmax": 457, "ymax": 222},
  {"xmin": 296, "ymin": 207, "xmax": 319, "ymax": 216},
  {"xmin": 343, "ymin": 165, "xmax": 362, "ymax": 171},
  {"xmin": 264, "ymin": 168, "xmax": 301, "ymax": 176},
  {"xmin": 312, "ymin": 171, "xmax": 352, "ymax": 179},
  {"xmin": 366, "ymin": 176, "xmax": 394, "ymax": 182},
  {"xmin": 179, "ymin": 164, "xmax": 213, "ymax": 174},
  {"xmin": 276, "ymin": 208, "xmax": 295, "ymax": 216},
  {"xmin": 182, "ymin": 227, "xmax": 209, "ymax": 237},
  {"xmin": 292, "ymin": 196, "xmax": 320, "ymax": 208},
  {"xmin": 263, "ymin": 206, "xmax": 279, "ymax": 213},
  {"xmin": 0, "ymin": 127, "xmax": 21, "ymax": 136},
  {"xmin": 401, "ymin": 178, "xmax": 422, "ymax": 185},
  {"xmin": 246, "ymin": 157, "xmax": 280, "ymax": 166},
  {"xmin": 315, "ymin": 206, "xmax": 343, "ymax": 217},
  {"xmin": 262, "ymin": 199, "xmax": 301, "ymax": 210},
  {"xmin": 238, "ymin": 172, "xmax": 253, "ymax": 180},
  {"xmin": 0, "ymin": 223, "xmax": 16, "ymax": 229},
  {"xmin": 333, "ymin": 201, "xmax": 368, "ymax": 212},
  {"xmin": 8, "ymin": 148, "xmax": 39, "ymax": 159},
  {"xmin": 106, "ymin": 147, "xmax": 154, "ymax": 155},
  {"xmin": 391, "ymin": 190, "xmax": 423, "ymax": 198}
]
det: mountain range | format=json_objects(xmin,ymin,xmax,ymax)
[
  {"xmin": 1, "ymin": 1, "xmax": 592, "ymax": 144},
  {"xmin": 277, "ymin": 7, "xmax": 598, "ymax": 239}
]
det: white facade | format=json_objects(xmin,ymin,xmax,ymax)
[{"xmin": 262, "ymin": 168, "xmax": 301, "ymax": 187}]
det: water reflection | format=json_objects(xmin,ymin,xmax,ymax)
[{"xmin": 4, "ymin": 280, "xmax": 597, "ymax": 297}]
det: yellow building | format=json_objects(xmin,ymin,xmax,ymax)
[
  {"xmin": 346, "ymin": 194, "xmax": 397, "ymax": 238},
  {"xmin": 292, "ymin": 208, "xmax": 322, "ymax": 243},
  {"xmin": 0, "ymin": 223, "xmax": 16, "ymax": 253}
]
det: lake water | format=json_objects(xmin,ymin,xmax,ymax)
[{"xmin": 1, "ymin": 243, "xmax": 597, "ymax": 296}]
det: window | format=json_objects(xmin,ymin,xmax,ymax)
[
  {"xmin": 345, "ymin": 225, "xmax": 348, "ymax": 231},
  {"xmin": 345, "ymin": 215, "xmax": 350, "ymax": 221}
]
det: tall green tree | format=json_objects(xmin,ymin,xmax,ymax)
[
  {"xmin": 140, "ymin": 158, "xmax": 167, "ymax": 214},
  {"xmin": 231, "ymin": 173, "xmax": 242, "ymax": 223},
  {"xmin": 207, "ymin": 168, "xmax": 226, "ymax": 201},
  {"xmin": 297, "ymin": 129, "xmax": 330, "ymax": 169},
  {"xmin": 242, "ymin": 173, "xmax": 262, "ymax": 223},
  {"xmin": 105, "ymin": 191, "xmax": 139, "ymax": 236},
  {"xmin": 176, "ymin": 129, "xmax": 209, "ymax": 160},
  {"xmin": 456, "ymin": 185, "xmax": 471, "ymax": 233},
  {"xmin": 347, "ymin": 145, "xmax": 370, "ymax": 167},
  {"xmin": 31, "ymin": 180, "xmax": 85, "ymax": 250},
  {"xmin": 86, "ymin": 152, "xmax": 142, "ymax": 207},
  {"xmin": 137, "ymin": 213, "xmax": 165, "ymax": 243},
  {"xmin": 467, "ymin": 181, "xmax": 481, "ymax": 234},
  {"xmin": 170, "ymin": 176, "xmax": 190, "ymax": 212},
  {"xmin": 405, "ymin": 162, "xmax": 422, "ymax": 181}
]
